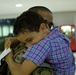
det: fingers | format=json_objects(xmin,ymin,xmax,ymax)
[
  {"xmin": 4, "ymin": 37, "xmax": 20, "ymax": 49},
  {"xmin": 5, "ymin": 39, "xmax": 11, "ymax": 49},
  {"xmin": 4, "ymin": 52, "xmax": 13, "ymax": 62},
  {"xmin": 5, "ymin": 37, "xmax": 14, "ymax": 49}
]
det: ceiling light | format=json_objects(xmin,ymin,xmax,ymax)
[{"xmin": 16, "ymin": 4, "xmax": 23, "ymax": 7}]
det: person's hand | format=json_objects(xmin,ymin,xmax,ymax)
[
  {"xmin": 4, "ymin": 52, "xmax": 13, "ymax": 63},
  {"xmin": 5, "ymin": 37, "xmax": 19, "ymax": 49}
]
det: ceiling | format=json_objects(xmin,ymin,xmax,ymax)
[{"xmin": 0, "ymin": 0, "xmax": 76, "ymax": 18}]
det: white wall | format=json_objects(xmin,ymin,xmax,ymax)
[
  {"xmin": 0, "ymin": 13, "xmax": 20, "ymax": 19},
  {"xmin": 74, "ymin": 13, "xmax": 76, "ymax": 39},
  {"xmin": 74, "ymin": 13, "xmax": 76, "ymax": 26},
  {"xmin": 53, "ymin": 12, "xmax": 75, "ymax": 26}
]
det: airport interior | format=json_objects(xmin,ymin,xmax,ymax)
[{"xmin": 0, "ymin": 0, "xmax": 76, "ymax": 75}]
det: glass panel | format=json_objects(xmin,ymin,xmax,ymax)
[
  {"xmin": 61, "ymin": 25, "xmax": 71, "ymax": 39},
  {"xmin": 3, "ymin": 26, "xmax": 9, "ymax": 36},
  {"xmin": 9, "ymin": 26, "xmax": 13, "ymax": 34},
  {"xmin": 0, "ymin": 26, "xmax": 2, "ymax": 37},
  {"xmin": 7, "ymin": 25, "xmax": 13, "ymax": 36}
]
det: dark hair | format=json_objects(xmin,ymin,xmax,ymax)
[
  {"xmin": 28, "ymin": 6, "xmax": 52, "ymax": 14},
  {"xmin": 13, "ymin": 11, "xmax": 47, "ymax": 36},
  {"xmin": 28, "ymin": 6, "xmax": 54, "ymax": 29}
]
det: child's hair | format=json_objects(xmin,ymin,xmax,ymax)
[
  {"xmin": 13, "ymin": 11, "xmax": 47, "ymax": 36},
  {"xmin": 28, "ymin": 6, "xmax": 52, "ymax": 14}
]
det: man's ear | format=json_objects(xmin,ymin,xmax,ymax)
[{"xmin": 39, "ymin": 23, "xmax": 47, "ymax": 31}]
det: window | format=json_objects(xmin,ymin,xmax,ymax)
[{"xmin": 3, "ymin": 26, "xmax": 9, "ymax": 36}]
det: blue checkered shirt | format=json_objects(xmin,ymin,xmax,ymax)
[{"xmin": 23, "ymin": 27, "xmax": 75, "ymax": 75}]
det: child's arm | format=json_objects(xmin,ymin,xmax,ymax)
[
  {"xmin": 4, "ymin": 38, "xmax": 37, "ymax": 75},
  {"xmin": 5, "ymin": 52, "xmax": 37, "ymax": 75}
]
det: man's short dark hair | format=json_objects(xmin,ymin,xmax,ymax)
[
  {"xmin": 28, "ymin": 6, "xmax": 52, "ymax": 14},
  {"xmin": 28, "ymin": 6, "xmax": 54, "ymax": 30},
  {"xmin": 13, "ymin": 11, "xmax": 47, "ymax": 36}
]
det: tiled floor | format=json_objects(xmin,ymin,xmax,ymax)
[{"xmin": 73, "ymin": 52, "xmax": 76, "ymax": 75}]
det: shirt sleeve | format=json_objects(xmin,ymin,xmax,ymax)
[{"xmin": 22, "ymin": 40, "xmax": 50, "ymax": 66}]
